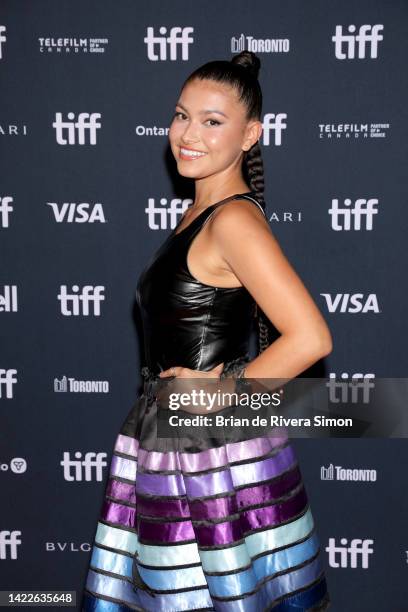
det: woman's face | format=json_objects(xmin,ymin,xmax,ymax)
[{"xmin": 168, "ymin": 78, "xmax": 260, "ymax": 180}]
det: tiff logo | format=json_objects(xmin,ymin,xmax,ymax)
[
  {"xmin": 144, "ymin": 26, "xmax": 194, "ymax": 61},
  {"xmin": 0, "ymin": 286, "xmax": 18, "ymax": 312},
  {"xmin": 145, "ymin": 197, "xmax": 190, "ymax": 230},
  {"xmin": 60, "ymin": 451, "xmax": 107, "ymax": 481},
  {"xmin": 327, "ymin": 373, "xmax": 375, "ymax": 404},
  {"xmin": 0, "ymin": 368, "xmax": 17, "ymax": 398},
  {"xmin": 0, "ymin": 25, "xmax": 6, "ymax": 59},
  {"xmin": 52, "ymin": 112, "xmax": 101, "ymax": 145},
  {"xmin": 0, "ymin": 531, "xmax": 21, "ymax": 559},
  {"xmin": 58, "ymin": 285, "xmax": 105, "ymax": 316},
  {"xmin": 320, "ymin": 293, "xmax": 380, "ymax": 314},
  {"xmin": 262, "ymin": 113, "xmax": 287, "ymax": 146},
  {"xmin": 332, "ymin": 25, "xmax": 384, "ymax": 59},
  {"xmin": 0, "ymin": 196, "xmax": 13, "ymax": 227},
  {"xmin": 326, "ymin": 538, "xmax": 374, "ymax": 568},
  {"xmin": 329, "ymin": 198, "xmax": 378, "ymax": 230}
]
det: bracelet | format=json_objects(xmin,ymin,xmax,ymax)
[{"xmin": 221, "ymin": 365, "xmax": 252, "ymax": 396}]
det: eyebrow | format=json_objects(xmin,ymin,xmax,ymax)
[{"xmin": 175, "ymin": 102, "xmax": 228, "ymax": 118}]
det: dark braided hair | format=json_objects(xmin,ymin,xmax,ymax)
[{"xmin": 182, "ymin": 50, "xmax": 271, "ymax": 354}]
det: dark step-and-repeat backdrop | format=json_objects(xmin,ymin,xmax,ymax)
[{"xmin": 1, "ymin": 2, "xmax": 407, "ymax": 610}]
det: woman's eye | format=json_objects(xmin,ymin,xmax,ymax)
[{"xmin": 172, "ymin": 112, "xmax": 221, "ymax": 127}]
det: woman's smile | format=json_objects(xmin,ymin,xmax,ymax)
[{"xmin": 179, "ymin": 146, "xmax": 208, "ymax": 160}]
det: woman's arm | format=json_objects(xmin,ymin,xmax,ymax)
[{"xmin": 209, "ymin": 199, "xmax": 333, "ymax": 380}]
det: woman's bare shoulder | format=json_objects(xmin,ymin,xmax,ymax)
[{"xmin": 209, "ymin": 196, "xmax": 272, "ymax": 239}]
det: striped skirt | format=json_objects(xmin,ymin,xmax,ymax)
[{"xmin": 82, "ymin": 363, "xmax": 331, "ymax": 611}]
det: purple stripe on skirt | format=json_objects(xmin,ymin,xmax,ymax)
[
  {"xmin": 106, "ymin": 478, "xmax": 137, "ymax": 505},
  {"xmin": 101, "ymin": 499, "xmax": 136, "ymax": 528},
  {"xmin": 114, "ymin": 433, "xmax": 139, "ymax": 457},
  {"xmin": 104, "ymin": 464, "xmax": 301, "ymax": 523},
  {"xmin": 135, "ymin": 446, "xmax": 296, "ymax": 498},
  {"xmin": 138, "ymin": 488, "xmax": 307, "ymax": 545},
  {"xmin": 116, "ymin": 432, "xmax": 289, "ymax": 473}
]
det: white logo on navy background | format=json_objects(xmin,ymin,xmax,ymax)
[
  {"xmin": 47, "ymin": 202, "xmax": 106, "ymax": 223},
  {"xmin": 0, "ymin": 25, "xmax": 6, "ymax": 59},
  {"xmin": 0, "ymin": 531, "xmax": 21, "ymax": 559},
  {"xmin": 320, "ymin": 294, "xmax": 380, "ymax": 313},
  {"xmin": 332, "ymin": 25, "xmax": 384, "ymax": 59},
  {"xmin": 144, "ymin": 26, "xmax": 194, "ymax": 61},
  {"xmin": 145, "ymin": 197, "xmax": 191, "ymax": 230},
  {"xmin": 61, "ymin": 451, "xmax": 107, "ymax": 481},
  {"xmin": 231, "ymin": 34, "xmax": 289, "ymax": 54},
  {"xmin": 0, "ymin": 369, "xmax": 17, "ymax": 398},
  {"xmin": 329, "ymin": 198, "xmax": 379, "ymax": 230},
  {"xmin": 58, "ymin": 285, "xmax": 105, "ymax": 316},
  {"xmin": 53, "ymin": 112, "xmax": 101, "ymax": 145},
  {"xmin": 326, "ymin": 537, "xmax": 374, "ymax": 568}
]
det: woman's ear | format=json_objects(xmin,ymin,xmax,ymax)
[{"xmin": 243, "ymin": 119, "xmax": 263, "ymax": 151}]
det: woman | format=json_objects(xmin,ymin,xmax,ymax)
[{"xmin": 82, "ymin": 51, "xmax": 332, "ymax": 611}]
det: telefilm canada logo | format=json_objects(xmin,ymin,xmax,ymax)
[
  {"xmin": 231, "ymin": 33, "xmax": 289, "ymax": 54},
  {"xmin": 318, "ymin": 122, "xmax": 390, "ymax": 139},
  {"xmin": 38, "ymin": 36, "xmax": 109, "ymax": 54}
]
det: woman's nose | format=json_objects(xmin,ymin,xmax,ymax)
[{"xmin": 181, "ymin": 121, "xmax": 200, "ymax": 143}]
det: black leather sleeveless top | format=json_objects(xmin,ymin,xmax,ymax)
[{"xmin": 136, "ymin": 192, "xmax": 266, "ymax": 374}]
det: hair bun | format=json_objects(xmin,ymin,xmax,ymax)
[{"xmin": 230, "ymin": 51, "xmax": 260, "ymax": 80}]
